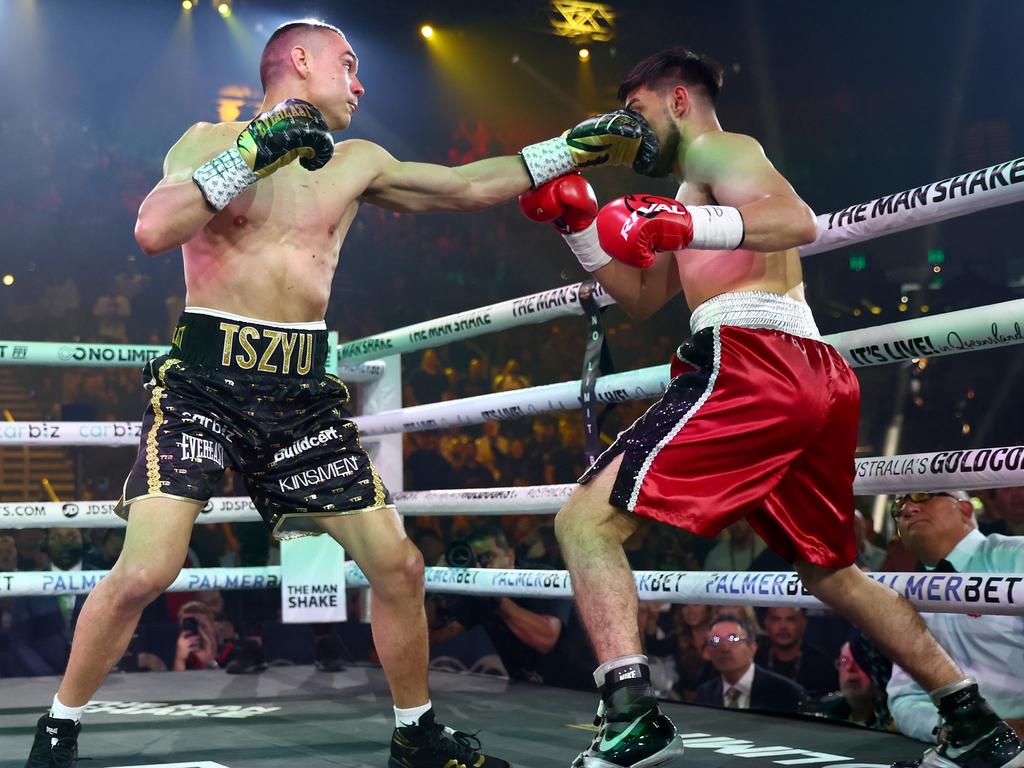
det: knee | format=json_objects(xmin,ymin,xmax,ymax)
[
  {"xmin": 366, "ymin": 541, "xmax": 424, "ymax": 601},
  {"xmin": 107, "ymin": 561, "xmax": 179, "ymax": 609}
]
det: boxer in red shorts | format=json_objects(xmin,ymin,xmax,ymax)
[{"xmin": 521, "ymin": 46, "xmax": 1023, "ymax": 768}]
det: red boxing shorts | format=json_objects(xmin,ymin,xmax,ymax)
[{"xmin": 579, "ymin": 291, "xmax": 859, "ymax": 568}]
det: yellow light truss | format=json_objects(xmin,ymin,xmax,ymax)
[{"xmin": 550, "ymin": 1, "xmax": 615, "ymax": 43}]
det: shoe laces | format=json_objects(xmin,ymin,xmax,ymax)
[{"xmin": 428, "ymin": 722, "xmax": 483, "ymax": 763}]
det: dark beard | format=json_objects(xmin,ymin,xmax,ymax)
[{"xmin": 647, "ymin": 119, "xmax": 681, "ymax": 178}]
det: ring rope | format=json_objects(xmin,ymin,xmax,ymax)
[
  {"xmin": 6, "ymin": 442, "xmax": 1024, "ymax": 529},
  {"xmin": 1, "ymin": 564, "xmax": 1020, "ymax": 617}
]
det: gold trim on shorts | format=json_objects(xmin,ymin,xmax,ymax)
[
  {"xmin": 271, "ymin": 503, "xmax": 398, "ymax": 541},
  {"xmin": 145, "ymin": 358, "xmax": 180, "ymax": 494},
  {"xmin": 114, "ymin": 490, "xmax": 207, "ymax": 521}
]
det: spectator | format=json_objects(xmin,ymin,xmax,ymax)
[
  {"xmin": 405, "ymin": 432, "xmax": 455, "ymax": 491},
  {"xmin": 412, "ymin": 528, "xmax": 445, "ymax": 567},
  {"xmin": 81, "ymin": 529, "xmax": 124, "ymax": 570},
  {"xmin": 979, "ymin": 486, "xmax": 1024, "ymax": 536},
  {"xmin": 430, "ymin": 522, "xmax": 593, "ymax": 689},
  {"xmin": 639, "ymin": 602, "xmax": 679, "ymax": 697},
  {"xmin": 405, "ymin": 349, "xmax": 448, "ymax": 406},
  {"xmin": 474, "ymin": 420, "xmax": 509, "ymax": 479},
  {"xmin": 0, "ymin": 534, "xmax": 17, "ymax": 676},
  {"xmin": 886, "ymin": 490, "xmax": 1024, "ymax": 741},
  {"xmin": 695, "ymin": 613, "xmax": 804, "ymax": 714},
  {"xmin": 854, "ymin": 510, "xmax": 887, "ymax": 571},
  {"xmin": 755, "ymin": 607, "xmax": 837, "ymax": 697},
  {"xmin": 450, "ymin": 440, "xmax": 497, "ymax": 488},
  {"xmin": 703, "ymin": 520, "xmax": 767, "ymax": 572},
  {"xmin": 498, "ymin": 439, "xmax": 533, "ymax": 487},
  {"xmin": 491, "ymin": 358, "xmax": 530, "ymax": 392},
  {"xmin": 172, "ymin": 601, "xmax": 236, "ymax": 672},
  {"xmin": 670, "ymin": 604, "xmax": 715, "ymax": 701},
  {"xmin": 818, "ymin": 640, "xmax": 888, "ymax": 728},
  {"xmin": 10, "ymin": 528, "xmax": 85, "ymax": 676},
  {"xmin": 13, "ymin": 530, "xmax": 48, "ymax": 572},
  {"xmin": 461, "ymin": 357, "xmax": 490, "ymax": 399}
]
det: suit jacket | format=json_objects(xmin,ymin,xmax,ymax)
[{"xmin": 695, "ymin": 664, "xmax": 805, "ymax": 714}]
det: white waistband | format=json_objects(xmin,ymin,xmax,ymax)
[
  {"xmin": 689, "ymin": 291, "xmax": 822, "ymax": 341},
  {"xmin": 185, "ymin": 306, "xmax": 327, "ymax": 330}
]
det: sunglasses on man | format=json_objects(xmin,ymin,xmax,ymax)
[{"xmin": 889, "ymin": 491, "xmax": 959, "ymax": 523}]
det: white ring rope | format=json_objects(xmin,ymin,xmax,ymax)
[
  {"xmin": 1, "ymin": 564, "xmax": 1020, "ymax": 617},
  {"xmin": 6, "ymin": 298, "xmax": 1017, "ymax": 445},
  {"xmin": 6, "ymin": 443, "xmax": 1024, "ymax": 529},
  {"xmin": 0, "ymin": 340, "xmax": 386, "ymax": 382},
  {"xmin": 801, "ymin": 156, "xmax": 1024, "ymax": 256}
]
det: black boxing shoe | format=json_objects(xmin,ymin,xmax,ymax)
[
  {"xmin": 891, "ymin": 682, "xmax": 1024, "ymax": 768},
  {"xmin": 25, "ymin": 714, "xmax": 80, "ymax": 768},
  {"xmin": 388, "ymin": 709, "xmax": 510, "ymax": 768}
]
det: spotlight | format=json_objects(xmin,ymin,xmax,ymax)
[
  {"xmin": 216, "ymin": 0, "xmax": 231, "ymax": 17},
  {"xmin": 2, "ymin": 274, "xmax": 13, "ymax": 286},
  {"xmin": 420, "ymin": 24, "xmax": 434, "ymax": 39},
  {"xmin": 578, "ymin": 47, "xmax": 590, "ymax": 61},
  {"xmin": 182, "ymin": 0, "xmax": 193, "ymax": 9}
]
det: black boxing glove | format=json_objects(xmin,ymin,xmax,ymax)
[
  {"xmin": 193, "ymin": 98, "xmax": 335, "ymax": 211},
  {"xmin": 520, "ymin": 109, "xmax": 660, "ymax": 187}
]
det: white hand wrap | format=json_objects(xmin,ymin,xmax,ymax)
[
  {"xmin": 562, "ymin": 221, "xmax": 612, "ymax": 273},
  {"xmin": 687, "ymin": 205, "xmax": 745, "ymax": 250},
  {"xmin": 520, "ymin": 137, "xmax": 576, "ymax": 188},
  {"xmin": 192, "ymin": 147, "xmax": 259, "ymax": 212}
]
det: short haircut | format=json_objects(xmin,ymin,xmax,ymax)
[
  {"xmin": 177, "ymin": 600, "xmax": 213, "ymax": 622},
  {"xmin": 259, "ymin": 19, "xmax": 345, "ymax": 91},
  {"xmin": 618, "ymin": 46, "xmax": 725, "ymax": 105},
  {"xmin": 709, "ymin": 612, "xmax": 756, "ymax": 644},
  {"xmin": 466, "ymin": 522, "xmax": 510, "ymax": 551}
]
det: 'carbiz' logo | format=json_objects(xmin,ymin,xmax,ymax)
[{"xmin": 273, "ymin": 427, "xmax": 340, "ymax": 464}]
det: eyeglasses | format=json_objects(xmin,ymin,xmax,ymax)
[
  {"xmin": 890, "ymin": 492, "xmax": 958, "ymax": 521},
  {"xmin": 707, "ymin": 633, "xmax": 749, "ymax": 646},
  {"xmin": 835, "ymin": 655, "xmax": 857, "ymax": 670}
]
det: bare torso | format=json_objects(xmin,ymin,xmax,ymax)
[
  {"xmin": 673, "ymin": 176, "xmax": 806, "ymax": 311},
  {"xmin": 182, "ymin": 122, "xmax": 373, "ymax": 322}
]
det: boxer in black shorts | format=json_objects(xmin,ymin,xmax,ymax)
[
  {"xmin": 115, "ymin": 309, "xmax": 392, "ymax": 538},
  {"xmin": 25, "ymin": 17, "xmax": 657, "ymax": 768}
]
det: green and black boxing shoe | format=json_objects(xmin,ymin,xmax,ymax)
[{"xmin": 572, "ymin": 701, "xmax": 684, "ymax": 768}]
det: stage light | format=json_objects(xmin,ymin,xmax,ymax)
[
  {"xmin": 216, "ymin": 0, "xmax": 231, "ymax": 17},
  {"xmin": 182, "ymin": 0, "xmax": 193, "ymax": 9},
  {"xmin": 578, "ymin": 47, "xmax": 590, "ymax": 61},
  {"xmin": 420, "ymin": 24, "xmax": 434, "ymax": 39},
  {"xmin": 2, "ymin": 274, "xmax": 13, "ymax": 286}
]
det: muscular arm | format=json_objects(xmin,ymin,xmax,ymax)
[
  {"xmin": 357, "ymin": 141, "xmax": 533, "ymax": 213},
  {"xmin": 590, "ymin": 250, "xmax": 682, "ymax": 322},
  {"xmin": 496, "ymin": 597, "xmax": 563, "ymax": 654},
  {"xmin": 686, "ymin": 132, "xmax": 818, "ymax": 252},
  {"xmin": 134, "ymin": 124, "xmax": 221, "ymax": 256}
]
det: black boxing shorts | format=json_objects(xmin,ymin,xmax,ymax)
[{"xmin": 114, "ymin": 308, "xmax": 393, "ymax": 539}]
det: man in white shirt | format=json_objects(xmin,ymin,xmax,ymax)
[{"xmin": 886, "ymin": 491, "xmax": 1024, "ymax": 741}]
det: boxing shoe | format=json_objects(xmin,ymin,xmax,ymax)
[
  {"xmin": 24, "ymin": 714, "xmax": 80, "ymax": 768},
  {"xmin": 572, "ymin": 699, "xmax": 684, "ymax": 768},
  {"xmin": 389, "ymin": 709, "xmax": 509, "ymax": 768},
  {"xmin": 892, "ymin": 682, "xmax": 1024, "ymax": 768}
]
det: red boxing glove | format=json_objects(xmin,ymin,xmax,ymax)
[
  {"xmin": 518, "ymin": 173, "xmax": 598, "ymax": 234},
  {"xmin": 596, "ymin": 194, "xmax": 694, "ymax": 269}
]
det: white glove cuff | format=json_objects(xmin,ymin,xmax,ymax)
[
  {"xmin": 688, "ymin": 205, "xmax": 745, "ymax": 250},
  {"xmin": 520, "ymin": 137, "xmax": 576, "ymax": 188},
  {"xmin": 192, "ymin": 147, "xmax": 259, "ymax": 212},
  {"xmin": 562, "ymin": 221, "xmax": 613, "ymax": 273}
]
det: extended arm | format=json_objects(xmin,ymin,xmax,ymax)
[
  {"xmin": 496, "ymin": 598, "xmax": 563, "ymax": 654},
  {"xmin": 359, "ymin": 142, "xmax": 532, "ymax": 213}
]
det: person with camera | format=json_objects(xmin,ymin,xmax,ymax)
[
  {"xmin": 430, "ymin": 522, "xmax": 594, "ymax": 690},
  {"xmin": 172, "ymin": 601, "xmax": 234, "ymax": 672}
]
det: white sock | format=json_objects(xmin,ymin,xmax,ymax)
[
  {"xmin": 394, "ymin": 701, "xmax": 432, "ymax": 728},
  {"xmin": 50, "ymin": 694, "xmax": 86, "ymax": 723}
]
